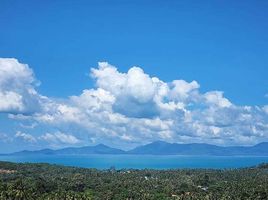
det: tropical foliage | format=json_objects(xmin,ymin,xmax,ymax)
[{"xmin": 0, "ymin": 161, "xmax": 267, "ymax": 199}]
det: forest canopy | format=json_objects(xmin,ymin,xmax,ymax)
[{"xmin": 0, "ymin": 161, "xmax": 267, "ymax": 199}]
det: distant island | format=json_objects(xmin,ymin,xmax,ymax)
[{"xmin": 5, "ymin": 141, "xmax": 268, "ymax": 156}]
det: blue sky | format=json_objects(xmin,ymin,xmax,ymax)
[{"xmin": 0, "ymin": 0, "xmax": 268, "ymax": 152}]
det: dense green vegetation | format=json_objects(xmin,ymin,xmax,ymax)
[{"xmin": 0, "ymin": 161, "xmax": 267, "ymax": 200}]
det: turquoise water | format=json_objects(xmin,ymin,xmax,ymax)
[{"xmin": 0, "ymin": 154, "xmax": 268, "ymax": 169}]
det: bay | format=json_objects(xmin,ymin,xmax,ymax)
[{"xmin": 0, "ymin": 154, "xmax": 268, "ymax": 169}]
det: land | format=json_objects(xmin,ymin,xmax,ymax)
[
  {"xmin": 6, "ymin": 141, "xmax": 268, "ymax": 156},
  {"xmin": 0, "ymin": 161, "xmax": 267, "ymax": 199}
]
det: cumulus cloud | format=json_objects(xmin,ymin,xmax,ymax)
[
  {"xmin": 91, "ymin": 63, "xmax": 158, "ymax": 117},
  {"xmin": 90, "ymin": 62, "xmax": 201, "ymax": 118},
  {"xmin": 204, "ymin": 91, "xmax": 232, "ymax": 108},
  {"xmin": 0, "ymin": 91, "xmax": 24, "ymax": 112},
  {"xmin": 0, "ymin": 58, "xmax": 42, "ymax": 113},
  {"xmin": 170, "ymin": 80, "xmax": 199, "ymax": 101},
  {"xmin": 70, "ymin": 88, "xmax": 115, "ymax": 112},
  {"xmin": 1, "ymin": 59, "xmax": 268, "ymax": 148}
]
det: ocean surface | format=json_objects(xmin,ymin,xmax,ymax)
[{"xmin": 0, "ymin": 154, "xmax": 268, "ymax": 169}]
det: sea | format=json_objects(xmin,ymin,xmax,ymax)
[{"xmin": 1, "ymin": 154, "xmax": 268, "ymax": 169}]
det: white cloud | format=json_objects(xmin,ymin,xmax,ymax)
[
  {"xmin": 204, "ymin": 91, "xmax": 232, "ymax": 108},
  {"xmin": 40, "ymin": 132, "xmax": 80, "ymax": 145},
  {"xmin": 125, "ymin": 67, "xmax": 156, "ymax": 103},
  {"xmin": 0, "ymin": 58, "xmax": 35, "ymax": 87},
  {"xmin": 1, "ymin": 59, "xmax": 268, "ymax": 148},
  {"xmin": 91, "ymin": 63, "xmax": 158, "ymax": 117},
  {"xmin": 0, "ymin": 58, "xmax": 42, "ymax": 113},
  {"xmin": 263, "ymin": 105, "xmax": 268, "ymax": 114},
  {"xmin": 90, "ymin": 62, "xmax": 199, "ymax": 118},
  {"xmin": 70, "ymin": 88, "xmax": 115, "ymax": 111},
  {"xmin": 0, "ymin": 91, "xmax": 24, "ymax": 112},
  {"xmin": 170, "ymin": 80, "xmax": 199, "ymax": 100},
  {"xmin": 120, "ymin": 134, "xmax": 133, "ymax": 141},
  {"xmin": 15, "ymin": 131, "xmax": 36, "ymax": 143}
]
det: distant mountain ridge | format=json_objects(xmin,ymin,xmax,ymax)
[
  {"xmin": 10, "ymin": 144, "xmax": 125, "ymax": 156},
  {"xmin": 5, "ymin": 141, "xmax": 268, "ymax": 156},
  {"xmin": 128, "ymin": 141, "xmax": 268, "ymax": 156}
]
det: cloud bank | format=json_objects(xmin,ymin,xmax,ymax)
[{"xmin": 0, "ymin": 58, "xmax": 268, "ymax": 149}]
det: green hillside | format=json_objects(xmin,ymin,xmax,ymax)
[{"xmin": 0, "ymin": 161, "xmax": 267, "ymax": 200}]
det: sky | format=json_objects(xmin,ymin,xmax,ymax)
[{"xmin": 0, "ymin": 0, "xmax": 268, "ymax": 153}]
